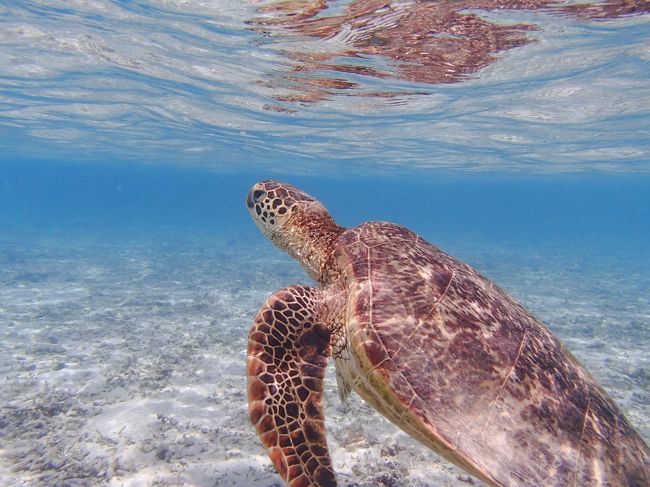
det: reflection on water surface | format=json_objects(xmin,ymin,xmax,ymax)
[
  {"xmin": 0, "ymin": 0, "xmax": 648, "ymax": 172},
  {"xmin": 250, "ymin": 0, "xmax": 650, "ymax": 102}
]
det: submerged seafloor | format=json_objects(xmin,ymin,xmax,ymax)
[{"xmin": 0, "ymin": 231, "xmax": 648, "ymax": 487}]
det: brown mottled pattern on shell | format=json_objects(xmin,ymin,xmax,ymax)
[
  {"xmin": 335, "ymin": 221, "xmax": 649, "ymax": 487},
  {"xmin": 247, "ymin": 285, "xmax": 337, "ymax": 487}
]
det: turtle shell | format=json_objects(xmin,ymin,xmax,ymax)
[{"xmin": 333, "ymin": 221, "xmax": 648, "ymax": 487}]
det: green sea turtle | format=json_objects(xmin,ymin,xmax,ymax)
[{"xmin": 245, "ymin": 180, "xmax": 649, "ymax": 487}]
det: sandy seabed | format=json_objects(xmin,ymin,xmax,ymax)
[{"xmin": 0, "ymin": 232, "xmax": 648, "ymax": 487}]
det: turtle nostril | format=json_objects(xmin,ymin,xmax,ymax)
[{"xmin": 246, "ymin": 192, "xmax": 255, "ymax": 209}]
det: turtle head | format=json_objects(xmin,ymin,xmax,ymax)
[
  {"xmin": 246, "ymin": 180, "xmax": 320, "ymax": 236},
  {"xmin": 246, "ymin": 181, "xmax": 343, "ymax": 281}
]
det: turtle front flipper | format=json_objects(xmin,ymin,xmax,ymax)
[{"xmin": 247, "ymin": 285, "xmax": 337, "ymax": 487}]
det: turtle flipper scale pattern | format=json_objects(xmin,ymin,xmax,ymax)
[{"xmin": 247, "ymin": 285, "xmax": 337, "ymax": 487}]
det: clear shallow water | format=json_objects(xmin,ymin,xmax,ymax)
[
  {"xmin": 1, "ymin": 163, "xmax": 649, "ymax": 486},
  {"xmin": 0, "ymin": 215, "xmax": 648, "ymax": 486},
  {"xmin": 1, "ymin": 1, "xmax": 649, "ymax": 486}
]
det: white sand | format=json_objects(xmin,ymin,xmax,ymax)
[{"xmin": 0, "ymin": 234, "xmax": 647, "ymax": 486}]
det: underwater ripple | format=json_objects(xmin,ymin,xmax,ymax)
[{"xmin": 0, "ymin": 1, "xmax": 649, "ymax": 173}]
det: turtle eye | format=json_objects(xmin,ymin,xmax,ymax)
[{"xmin": 247, "ymin": 189, "xmax": 268, "ymax": 210}]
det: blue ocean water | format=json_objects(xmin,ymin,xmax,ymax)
[{"xmin": 1, "ymin": 1, "xmax": 649, "ymax": 486}]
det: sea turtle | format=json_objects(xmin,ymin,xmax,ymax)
[{"xmin": 245, "ymin": 180, "xmax": 649, "ymax": 487}]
